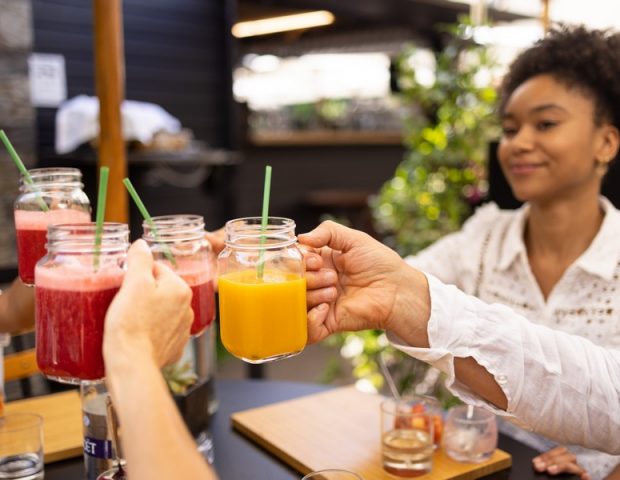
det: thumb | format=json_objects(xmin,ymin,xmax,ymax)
[
  {"xmin": 124, "ymin": 239, "xmax": 155, "ymax": 284},
  {"xmin": 298, "ymin": 220, "xmax": 364, "ymax": 253}
]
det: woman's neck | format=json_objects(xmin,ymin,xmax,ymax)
[
  {"xmin": 524, "ymin": 194, "xmax": 604, "ymax": 299},
  {"xmin": 526, "ymin": 195, "xmax": 603, "ymax": 259}
]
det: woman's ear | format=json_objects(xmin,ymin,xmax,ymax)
[{"xmin": 596, "ymin": 123, "xmax": 620, "ymax": 164}]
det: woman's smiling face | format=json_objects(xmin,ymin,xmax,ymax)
[{"xmin": 498, "ymin": 73, "xmax": 616, "ymax": 204}]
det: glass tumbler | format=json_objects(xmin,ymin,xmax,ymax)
[
  {"xmin": 14, "ymin": 167, "xmax": 91, "ymax": 285},
  {"xmin": 0, "ymin": 413, "xmax": 44, "ymax": 480},
  {"xmin": 217, "ymin": 217, "xmax": 307, "ymax": 363},
  {"xmin": 380, "ymin": 397, "xmax": 434, "ymax": 477},
  {"xmin": 441, "ymin": 405, "xmax": 498, "ymax": 463}
]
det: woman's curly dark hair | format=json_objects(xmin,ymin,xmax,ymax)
[{"xmin": 499, "ymin": 25, "xmax": 620, "ymax": 129}]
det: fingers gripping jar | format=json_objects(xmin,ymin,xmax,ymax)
[{"xmin": 217, "ymin": 217, "xmax": 307, "ymax": 364}]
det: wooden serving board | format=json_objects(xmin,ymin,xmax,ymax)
[
  {"xmin": 232, "ymin": 386, "xmax": 511, "ymax": 479},
  {"xmin": 5, "ymin": 390, "xmax": 83, "ymax": 463}
]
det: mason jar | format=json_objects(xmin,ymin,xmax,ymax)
[
  {"xmin": 14, "ymin": 167, "xmax": 91, "ymax": 285},
  {"xmin": 34, "ymin": 223, "xmax": 129, "ymax": 384},
  {"xmin": 142, "ymin": 214, "xmax": 215, "ymax": 337},
  {"xmin": 217, "ymin": 217, "xmax": 307, "ymax": 363}
]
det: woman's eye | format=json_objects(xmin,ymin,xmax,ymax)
[
  {"xmin": 501, "ymin": 126, "xmax": 518, "ymax": 137},
  {"xmin": 537, "ymin": 120, "xmax": 557, "ymax": 131}
]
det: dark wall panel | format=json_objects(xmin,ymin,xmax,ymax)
[
  {"xmin": 32, "ymin": 0, "xmax": 235, "ymax": 155},
  {"xmin": 239, "ymin": 145, "xmax": 405, "ymax": 234}
]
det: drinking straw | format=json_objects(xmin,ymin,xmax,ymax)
[
  {"xmin": 256, "ymin": 165, "xmax": 272, "ymax": 279},
  {"xmin": 0, "ymin": 129, "xmax": 49, "ymax": 212},
  {"xmin": 122, "ymin": 178, "xmax": 177, "ymax": 267},
  {"xmin": 378, "ymin": 351, "xmax": 401, "ymax": 401},
  {"xmin": 93, "ymin": 166, "xmax": 109, "ymax": 271}
]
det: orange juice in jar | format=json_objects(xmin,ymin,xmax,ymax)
[{"xmin": 218, "ymin": 217, "xmax": 307, "ymax": 363}]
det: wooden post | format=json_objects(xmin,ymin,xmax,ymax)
[
  {"xmin": 541, "ymin": 0, "xmax": 551, "ymax": 34},
  {"xmin": 92, "ymin": 0, "xmax": 128, "ymax": 222}
]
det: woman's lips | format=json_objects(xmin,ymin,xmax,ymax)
[{"xmin": 509, "ymin": 163, "xmax": 545, "ymax": 175}]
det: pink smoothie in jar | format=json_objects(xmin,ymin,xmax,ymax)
[
  {"xmin": 168, "ymin": 258, "xmax": 215, "ymax": 337},
  {"xmin": 35, "ymin": 261, "xmax": 124, "ymax": 383},
  {"xmin": 15, "ymin": 209, "xmax": 90, "ymax": 285}
]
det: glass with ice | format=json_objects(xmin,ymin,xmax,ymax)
[
  {"xmin": 34, "ymin": 223, "xmax": 129, "ymax": 384},
  {"xmin": 14, "ymin": 167, "xmax": 91, "ymax": 285},
  {"xmin": 441, "ymin": 405, "xmax": 498, "ymax": 463}
]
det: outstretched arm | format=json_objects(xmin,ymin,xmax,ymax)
[{"xmin": 103, "ymin": 240, "xmax": 218, "ymax": 480}]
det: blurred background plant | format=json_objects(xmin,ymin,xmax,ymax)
[{"xmin": 330, "ymin": 17, "xmax": 500, "ymax": 406}]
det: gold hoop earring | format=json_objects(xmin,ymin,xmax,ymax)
[{"xmin": 596, "ymin": 159, "xmax": 610, "ymax": 176}]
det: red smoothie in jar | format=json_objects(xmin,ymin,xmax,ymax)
[
  {"xmin": 174, "ymin": 258, "xmax": 215, "ymax": 336},
  {"xmin": 15, "ymin": 209, "xmax": 90, "ymax": 285},
  {"xmin": 35, "ymin": 262, "xmax": 123, "ymax": 383}
]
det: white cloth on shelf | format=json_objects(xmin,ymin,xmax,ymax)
[{"xmin": 55, "ymin": 95, "xmax": 182, "ymax": 154}]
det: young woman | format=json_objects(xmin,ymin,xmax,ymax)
[{"xmin": 405, "ymin": 26, "xmax": 620, "ymax": 479}]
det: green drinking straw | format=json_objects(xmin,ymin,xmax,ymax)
[
  {"xmin": 256, "ymin": 165, "xmax": 272, "ymax": 279},
  {"xmin": 0, "ymin": 129, "xmax": 49, "ymax": 212},
  {"xmin": 93, "ymin": 166, "xmax": 109, "ymax": 271},
  {"xmin": 122, "ymin": 178, "xmax": 177, "ymax": 267}
]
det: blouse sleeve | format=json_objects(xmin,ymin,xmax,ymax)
[{"xmin": 388, "ymin": 273, "xmax": 620, "ymax": 455}]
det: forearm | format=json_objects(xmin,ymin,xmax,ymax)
[
  {"xmin": 0, "ymin": 279, "xmax": 34, "ymax": 334},
  {"xmin": 387, "ymin": 270, "xmax": 508, "ymax": 410},
  {"xmin": 106, "ymin": 353, "xmax": 217, "ymax": 480}
]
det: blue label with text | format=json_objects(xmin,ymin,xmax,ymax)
[{"xmin": 83, "ymin": 437, "xmax": 113, "ymax": 459}]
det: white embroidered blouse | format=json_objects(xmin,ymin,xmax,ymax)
[{"xmin": 406, "ymin": 197, "xmax": 620, "ymax": 349}]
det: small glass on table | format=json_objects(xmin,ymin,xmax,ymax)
[
  {"xmin": 441, "ymin": 405, "xmax": 498, "ymax": 463},
  {"xmin": 380, "ymin": 397, "xmax": 434, "ymax": 477},
  {"xmin": 0, "ymin": 413, "xmax": 44, "ymax": 480}
]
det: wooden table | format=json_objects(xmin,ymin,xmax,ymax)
[{"xmin": 31, "ymin": 379, "xmax": 576, "ymax": 480}]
